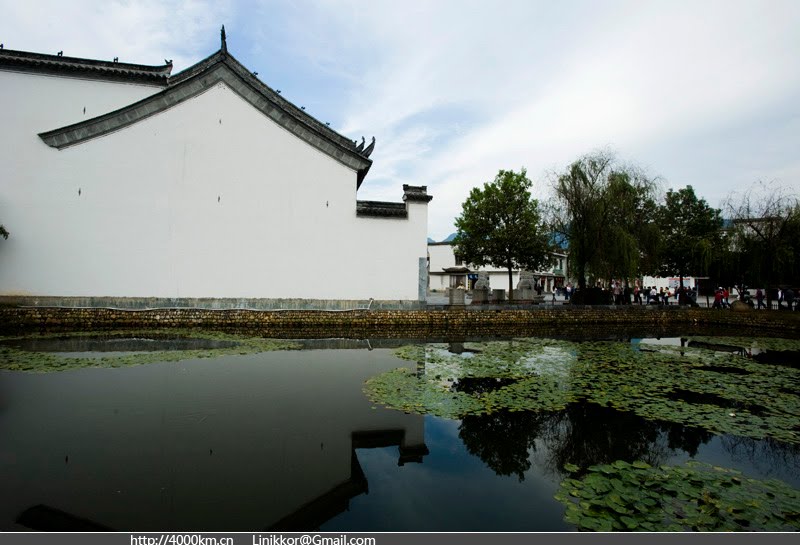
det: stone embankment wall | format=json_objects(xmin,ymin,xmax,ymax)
[{"xmin": 1, "ymin": 307, "xmax": 797, "ymax": 339}]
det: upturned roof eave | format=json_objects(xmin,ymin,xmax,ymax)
[
  {"xmin": 0, "ymin": 47, "xmax": 172, "ymax": 84},
  {"xmin": 36, "ymin": 48, "xmax": 373, "ymax": 182}
]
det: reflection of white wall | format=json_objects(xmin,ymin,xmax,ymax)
[
  {"xmin": 0, "ymin": 71, "xmax": 428, "ymax": 301},
  {"xmin": 0, "ymin": 349, "xmax": 426, "ymax": 530}
]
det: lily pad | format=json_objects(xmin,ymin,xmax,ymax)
[
  {"xmin": 556, "ymin": 460, "xmax": 800, "ymax": 531},
  {"xmin": 0, "ymin": 330, "xmax": 300, "ymax": 373},
  {"xmin": 364, "ymin": 336, "xmax": 800, "ymax": 444}
]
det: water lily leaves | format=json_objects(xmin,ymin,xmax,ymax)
[
  {"xmin": 365, "ymin": 336, "xmax": 800, "ymax": 444},
  {"xmin": 0, "ymin": 330, "xmax": 300, "ymax": 373},
  {"xmin": 366, "ymin": 339, "xmax": 580, "ymax": 417},
  {"xmin": 556, "ymin": 460, "xmax": 800, "ymax": 531},
  {"xmin": 686, "ymin": 336, "xmax": 800, "ymax": 352}
]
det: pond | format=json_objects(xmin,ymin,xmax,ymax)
[{"xmin": 0, "ymin": 331, "xmax": 798, "ymax": 531}]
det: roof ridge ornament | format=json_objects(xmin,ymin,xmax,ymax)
[
  {"xmin": 221, "ymin": 25, "xmax": 227, "ymax": 53},
  {"xmin": 363, "ymin": 136, "xmax": 376, "ymax": 158}
]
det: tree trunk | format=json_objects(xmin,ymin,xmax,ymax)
[
  {"xmin": 578, "ymin": 263, "xmax": 586, "ymax": 290},
  {"xmin": 508, "ymin": 264, "xmax": 514, "ymax": 301},
  {"xmin": 766, "ymin": 271, "xmax": 773, "ymax": 309}
]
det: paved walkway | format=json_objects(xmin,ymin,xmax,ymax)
[
  {"xmin": 426, "ymin": 292, "xmax": 790, "ymax": 310},
  {"xmin": 426, "ymin": 292, "xmax": 568, "ymax": 306}
]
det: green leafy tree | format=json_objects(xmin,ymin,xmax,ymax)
[
  {"xmin": 454, "ymin": 169, "xmax": 551, "ymax": 299},
  {"xmin": 657, "ymin": 186, "xmax": 723, "ymax": 297},
  {"xmin": 0, "ymin": 224, "xmax": 7, "ymax": 240}
]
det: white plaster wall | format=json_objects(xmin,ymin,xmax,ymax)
[
  {"xmin": 0, "ymin": 73, "xmax": 427, "ymax": 301},
  {"xmin": 427, "ymin": 244, "xmax": 456, "ymax": 274},
  {"xmin": 0, "ymin": 71, "xmax": 162, "ymax": 294},
  {"xmin": 429, "ymin": 273, "xmax": 449, "ymax": 290}
]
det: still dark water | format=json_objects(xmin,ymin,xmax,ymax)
[{"xmin": 0, "ymin": 341, "xmax": 798, "ymax": 531}]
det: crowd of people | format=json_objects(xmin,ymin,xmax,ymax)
[
  {"xmin": 594, "ymin": 281, "xmax": 695, "ymax": 306},
  {"xmin": 632, "ymin": 284, "xmax": 696, "ymax": 305},
  {"xmin": 558, "ymin": 281, "xmax": 797, "ymax": 310},
  {"xmin": 711, "ymin": 287, "xmax": 731, "ymax": 309}
]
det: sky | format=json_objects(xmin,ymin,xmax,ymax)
[{"xmin": 2, "ymin": 0, "xmax": 798, "ymax": 240}]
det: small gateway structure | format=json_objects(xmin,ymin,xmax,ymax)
[{"xmin": 0, "ymin": 28, "xmax": 431, "ymax": 309}]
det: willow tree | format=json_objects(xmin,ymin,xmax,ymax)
[
  {"xmin": 0, "ymin": 225, "xmax": 7, "ymax": 240},
  {"xmin": 657, "ymin": 186, "xmax": 723, "ymax": 296},
  {"xmin": 595, "ymin": 169, "xmax": 661, "ymax": 287},
  {"xmin": 550, "ymin": 153, "xmax": 613, "ymax": 290},
  {"xmin": 453, "ymin": 168, "xmax": 551, "ymax": 300},
  {"xmin": 550, "ymin": 151, "xmax": 660, "ymax": 292}
]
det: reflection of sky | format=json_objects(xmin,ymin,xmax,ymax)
[
  {"xmin": 635, "ymin": 337, "xmax": 685, "ymax": 347},
  {"xmin": 321, "ymin": 416, "xmax": 571, "ymax": 532},
  {"xmin": 323, "ymin": 410, "xmax": 800, "ymax": 531},
  {"xmin": 425, "ymin": 344, "xmax": 577, "ymax": 383},
  {"xmin": 674, "ymin": 436, "xmax": 800, "ymax": 488},
  {"xmin": 519, "ymin": 346, "xmax": 576, "ymax": 380}
]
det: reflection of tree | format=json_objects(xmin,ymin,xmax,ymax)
[
  {"xmin": 543, "ymin": 402, "xmax": 668, "ymax": 472},
  {"xmin": 452, "ymin": 377, "xmax": 517, "ymax": 396},
  {"xmin": 458, "ymin": 401, "xmax": 722, "ymax": 480},
  {"xmin": 458, "ymin": 410, "xmax": 548, "ymax": 481},
  {"xmin": 663, "ymin": 423, "xmax": 713, "ymax": 457},
  {"xmin": 721, "ymin": 435, "xmax": 800, "ymax": 481}
]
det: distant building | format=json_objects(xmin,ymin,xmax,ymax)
[
  {"xmin": 427, "ymin": 238, "xmax": 568, "ymax": 292},
  {"xmin": 0, "ymin": 30, "xmax": 431, "ymax": 308},
  {"xmin": 641, "ymin": 276, "xmax": 702, "ymax": 292}
]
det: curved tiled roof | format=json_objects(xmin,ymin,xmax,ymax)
[
  {"xmin": 402, "ymin": 184, "xmax": 433, "ymax": 203},
  {"xmin": 0, "ymin": 48, "xmax": 172, "ymax": 85},
  {"xmin": 356, "ymin": 201, "xmax": 408, "ymax": 218},
  {"xmin": 31, "ymin": 46, "xmax": 374, "ymax": 187}
]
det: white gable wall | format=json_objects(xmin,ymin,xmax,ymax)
[{"xmin": 0, "ymin": 76, "xmax": 427, "ymax": 301}]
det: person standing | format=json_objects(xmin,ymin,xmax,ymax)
[
  {"xmin": 713, "ymin": 288, "xmax": 722, "ymax": 309},
  {"xmin": 756, "ymin": 288, "xmax": 764, "ymax": 310}
]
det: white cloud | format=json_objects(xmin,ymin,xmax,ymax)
[
  {"xmin": 308, "ymin": 0, "xmax": 800, "ymax": 239},
  {"xmin": 3, "ymin": 0, "xmax": 798, "ymax": 240},
  {"xmin": 0, "ymin": 0, "xmax": 233, "ymax": 70}
]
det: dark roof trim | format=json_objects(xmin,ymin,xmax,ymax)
[
  {"xmin": 37, "ymin": 48, "xmax": 373, "ymax": 183},
  {"xmin": 403, "ymin": 184, "xmax": 433, "ymax": 203},
  {"xmin": 0, "ymin": 48, "xmax": 171, "ymax": 85},
  {"xmin": 356, "ymin": 200, "xmax": 408, "ymax": 218}
]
